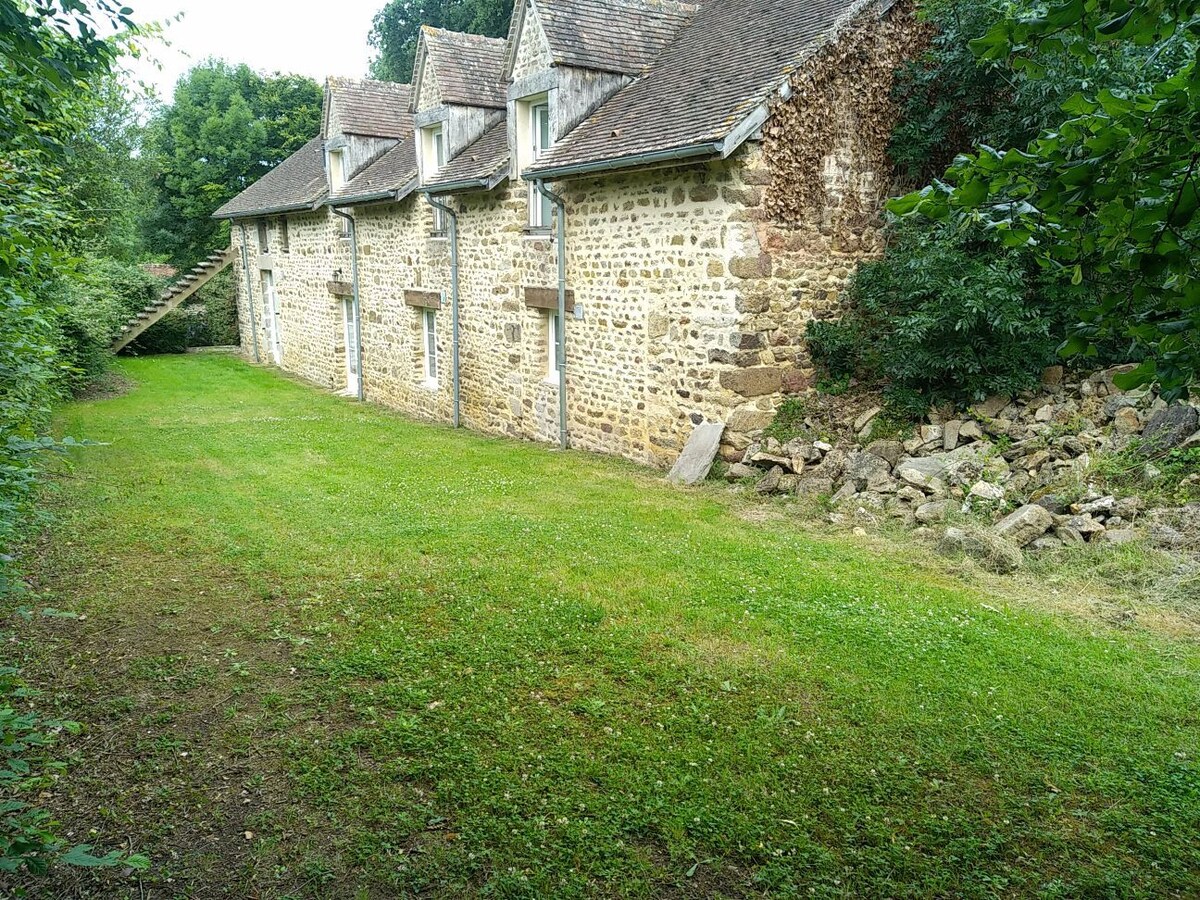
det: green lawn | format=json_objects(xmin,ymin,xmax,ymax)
[{"xmin": 13, "ymin": 354, "xmax": 1200, "ymax": 898}]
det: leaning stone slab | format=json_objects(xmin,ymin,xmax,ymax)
[
  {"xmin": 667, "ymin": 421, "xmax": 725, "ymax": 485},
  {"xmin": 994, "ymin": 504, "xmax": 1054, "ymax": 547}
]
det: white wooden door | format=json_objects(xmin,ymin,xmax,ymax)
[
  {"xmin": 261, "ymin": 272, "xmax": 282, "ymax": 365},
  {"xmin": 343, "ymin": 298, "xmax": 360, "ymax": 395}
]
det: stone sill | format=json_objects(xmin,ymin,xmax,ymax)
[{"xmin": 422, "ymin": 378, "xmax": 440, "ymax": 392}]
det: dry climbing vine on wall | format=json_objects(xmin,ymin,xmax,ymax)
[{"xmin": 762, "ymin": 1, "xmax": 932, "ymax": 233}]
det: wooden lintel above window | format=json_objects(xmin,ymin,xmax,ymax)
[
  {"xmin": 523, "ymin": 286, "xmax": 575, "ymax": 313},
  {"xmin": 327, "ymin": 281, "xmax": 353, "ymax": 297},
  {"xmin": 404, "ymin": 289, "xmax": 443, "ymax": 310}
]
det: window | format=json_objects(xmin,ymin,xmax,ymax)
[
  {"xmin": 545, "ymin": 309, "xmax": 559, "ymax": 382},
  {"xmin": 256, "ymin": 219, "xmax": 269, "ymax": 253},
  {"xmin": 279, "ymin": 218, "xmax": 289, "ymax": 254},
  {"xmin": 528, "ymin": 101, "xmax": 552, "ymax": 229},
  {"xmin": 423, "ymin": 308, "xmax": 438, "ymax": 385},
  {"xmin": 329, "ymin": 148, "xmax": 348, "ymax": 192},
  {"xmin": 425, "ymin": 126, "xmax": 448, "ymax": 234}
]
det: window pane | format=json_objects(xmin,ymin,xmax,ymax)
[
  {"xmin": 425, "ymin": 311, "xmax": 438, "ymax": 380},
  {"xmin": 538, "ymin": 106, "xmax": 550, "ymax": 152}
]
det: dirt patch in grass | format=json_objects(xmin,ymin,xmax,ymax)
[
  {"xmin": 5, "ymin": 547, "xmax": 350, "ymax": 899},
  {"xmin": 72, "ymin": 369, "xmax": 137, "ymax": 402}
]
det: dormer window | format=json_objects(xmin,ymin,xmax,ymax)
[
  {"xmin": 329, "ymin": 148, "xmax": 348, "ymax": 192},
  {"xmin": 519, "ymin": 96, "xmax": 552, "ymax": 230},
  {"xmin": 422, "ymin": 125, "xmax": 448, "ymax": 234}
]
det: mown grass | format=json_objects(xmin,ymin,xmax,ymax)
[{"xmin": 10, "ymin": 354, "xmax": 1200, "ymax": 898}]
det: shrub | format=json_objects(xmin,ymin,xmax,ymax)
[
  {"xmin": 54, "ymin": 255, "xmax": 161, "ymax": 387},
  {"xmin": 130, "ymin": 309, "xmax": 190, "ymax": 355},
  {"xmin": 130, "ymin": 270, "xmax": 238, "ymax": 355},
  {"xmin": 807, "ymin": 219, "xmax": 1086, "ymax": 415}
]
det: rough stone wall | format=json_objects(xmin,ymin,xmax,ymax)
[
  {"xmin": 416, "ymin": 57, "xmax": 442, "ymax": 112},
  {"xmin": 232, "ymin": 209, "xmax": 349, "ymax": 390},
  {"xmin": 707, "ymin": 1, "xmax": 928, "ymax": 459},
  {"xmin": 511, "ymin": 2, "xmax": 553, "ymax": 80}
]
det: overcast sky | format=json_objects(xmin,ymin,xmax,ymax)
[{"xmin": 120, "ymin": 0, "xmax": 387, "ymax": 103}]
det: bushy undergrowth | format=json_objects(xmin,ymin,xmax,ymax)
[
  {"xmin": 807, "ymin": 220, "xmax": 1084, "ymax": 416},
  {"xmin": 1091, "ymin": 444, "xmax": 1200, "ymax": 507},
  {"xmin": 54, "ymin": 255, "xmax": 162, "ymax": 386},
  {"xmin": 130, "ymin": 270, "xmax": 238, "ymax": 355}
]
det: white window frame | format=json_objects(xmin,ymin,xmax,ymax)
[
  {"xmin": 527, "ymin": 99, "xmax": 552, "ymax": 230},
  {"xmin": 329, "ymin": 148, "xmax": 348, "ymax": 191},
  {"xmin": 545, "ymin": 309, "xmax": 559, "ymax": 383},
  {"xmin": 342, "ymin": 297, "xmax": 359, "ymax": 396},
  {"xmin": 422, "ymin": 307, "xmax": 439, "ymax": 387},
  {"xmin": 425, "ymin": 125, "xmax": 449, "ymax": 234}
]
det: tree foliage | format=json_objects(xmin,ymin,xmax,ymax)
[
  {"xmin": 142, "ymin": 61, "xmax": 321, "ymax": 268},
  {"xmin": 887, "ymin": 0, "xmax": 1188, "ymax": 186},
  {"xmin": 893, "ymin": 0, "xmax": 1200, "ymax": 399},
  {"xmin": 368, "ymin": 0, "xmax": 512, "ymax": 81}
]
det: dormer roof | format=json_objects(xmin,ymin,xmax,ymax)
[
  {"xmin": 424, "ymin": 122, "xmax": 510, "ymax": 194},
  {"xmin": 504, "ymin": 0, "xmax": 697, "ymax": 78},
  {"xmin": 415, "ymin": 27, "xmax": 508, "ymax": 109},
  {"xmin": 330, "ymin": 140, "xmax": 420, "ymax": 206},
  {"xmin": 324, "ymin": 78, "xmax": 413, "ymax": 139}
]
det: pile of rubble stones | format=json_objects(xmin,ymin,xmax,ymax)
[{"xmin": 727, "ymin": 365, "xmax": 1200, "ymax": 570}]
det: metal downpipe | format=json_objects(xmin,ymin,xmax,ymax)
[
  {"xmin": 238, "ymin": 223, "xmax": 261, "ymax": 363},
  {"xmin": 535, "ymin": 179, "xmax": 568, "ymax": 451},
  {"xmin": 331, "ymin": 208, "xmax": 365, "ymax": 402},
  {"xmin": 425, "ymin": 194, "xmax": 461, "ymax": 429}
]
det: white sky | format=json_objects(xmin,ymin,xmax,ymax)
[{"xmin": 119, "ymin": 0, "xmax": 386, "ymax": 104}]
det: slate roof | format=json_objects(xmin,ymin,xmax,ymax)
[
  {"xmin": 421, "ymin": 28, "xmax": 507, "ymax": 109},
  {"xmin": 327, "ymin": 78, "xmax": 413, "ymax": 138},
  {"xmin": 213, "ymin": 137, "xmax": 328, "ymax": 219},
  {"xmin": 528, "ymin": 0, "xmax": 871, "ymax": 178},
  {"xmin": 331, "ymin": 140, "xmax": 420, "ymax": 205},
  {"xmin": 536, "ymin": 0, "xmax": 696, "ymax": 74},
  {"xmin": 425, "ymin": 122, "xmax": 511, "ymax": 193}
]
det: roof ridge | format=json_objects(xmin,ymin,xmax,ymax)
[{"xmin": 423, "ymin": 25, "xmax": 507, "ymax": 45}]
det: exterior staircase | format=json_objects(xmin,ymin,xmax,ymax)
[{"xmin": 113, "ymin": 248, "xmax": 237, "ymax": 352}]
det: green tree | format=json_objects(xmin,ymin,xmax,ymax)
[
  {"xmin": 368, "ymin": 0, "xmax": 512, "ymax": 81},
  {"xmin": 893, "ymin": 0, "xmax": 1200, "ymax": 399},
  {"xmin": 888, "ymin": 0, "xmax": 1191, "ymax": 186},
  {"xmin": 142, "ymin": 61, "xmax": 322, "ymax": 267},
  {"xmin": 60, "ymin": 75, "xmax": 153, "ymax": 262}
]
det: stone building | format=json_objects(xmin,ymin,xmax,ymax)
[{"xmin": 215, "ymin": 0, "xmax": 923, "ymax": 466}]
